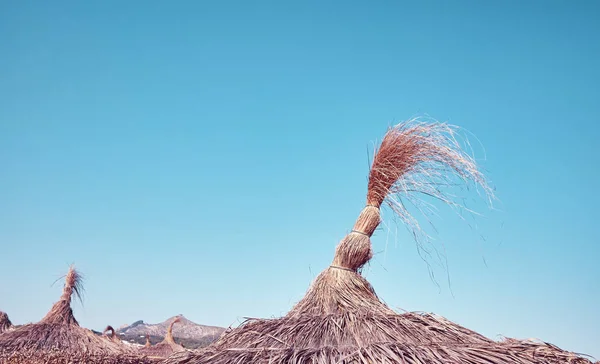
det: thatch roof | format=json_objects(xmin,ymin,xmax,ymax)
[
  {"xmin": 0, "ymin": 265, "xmax": 155, "ymax": 364},
  {"xmin": 138, "ymin": 316, "xmax": 185, "ymax": 359},
  {"xmin": 501, "ymin": 338, "xmax": 598, "ymax": 363},
  {"xmin": 0, "ymin": 311, "xmax": 13, "ymax": 334},
  {"xmin": 163, "ymin": 120, "xmax": 597, "ymax": 364}
]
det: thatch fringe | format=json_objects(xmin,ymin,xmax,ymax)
[
  {"xmin": 500, "ymin": 338, "xmax": 598, "ymax": 364},
  {"xmin": 0, "ymin": 350, "xmax": 158, "ymax": 364},
  {"xmin": 163, "ymin": 120, "xmax": 595, "ymax": 364}
]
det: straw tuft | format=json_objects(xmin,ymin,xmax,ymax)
[
  {"xmin": 40, "ymin": 265, "xmax": 84, "ymax": 326},
  {"xmin": 334, "ymin": 119, "xmax": 493, "ymax": 271},
  {"xmin": 103, "ymin": 325, "xmax": 121, "ymax": 343},
  {"xmin": 0, "ymin": 312, "xmax": 13, "ymax": 334},
  {"xmin": 138, "ymin": 316, "xmax": 185, "ymax": 359}
]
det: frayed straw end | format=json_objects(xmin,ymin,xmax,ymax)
[
  {"xmin": 370, "ymin": 120, "xmax": 494, "ymax": 236},
  {"xmin": 332, "ymin": 118, "xmax": 493, "ymax": 271}
]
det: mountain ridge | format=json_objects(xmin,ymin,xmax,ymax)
[{"xmin": 116, "ymin": 315, "xmax": 225, "ymax": 349}]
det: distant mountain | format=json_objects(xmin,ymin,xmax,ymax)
[{"xmin": 117, "ymin": 315, "xmax": 225, "ymax": 349}]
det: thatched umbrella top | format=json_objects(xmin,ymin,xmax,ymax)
[
  {"xmin": 164, "ymin": 120, "xmax": 597, "ymax": 364},
  {"xmin": 0, "ymin": 265, "xmax": 154, "ymax": 364},
  {"xmin": 103, "ymin": 325, "xmax": 122, "ymax": 343},
  {"xmin": 138, "ymin": 316, "xmax": 185, "ymax": 359},
  {"xmin": 0, "ymin": 311, "xmax": 13, "ymax": 334}
]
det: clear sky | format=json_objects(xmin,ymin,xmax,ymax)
[{"xmin": 1, "ymin": 0, "xmax": 598, "ymax": 359}]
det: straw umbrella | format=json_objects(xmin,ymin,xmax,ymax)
[
  {"xmin": 138, "ymin": 317, "xmax": 185, "ymax": 359},
  {"xmin": 0, "ymin": 265, "xmax": 154, "ymax": 364},
  {"xmin": 0, "ymin": 312, "xmax": 13, "ymax": 334},
  {"xmin": 164, "ymin": 120, "xmax": 597, "ymax": 364}
]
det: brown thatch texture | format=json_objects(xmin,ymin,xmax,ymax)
[
  {"xmin": 0, "ymin": 265, "xmax": 154, "ymax": 364},
  {"xmin": 138, "ymin": 316, "xmax": 185, "ymax": 359},
  {"xmin": 0, "ymin": 312, "xmax": 13, "ymax": 334},
  {"xmin": 163, "ymin": 120, "xmax": 596, "ymax": 364},
  {"xmin": 500, "ymin": 338, "xmax": 598, "ymax": 364},
  {"xmin": 0, "ymin": 350, "xmax": 158, "ymax": 364}
]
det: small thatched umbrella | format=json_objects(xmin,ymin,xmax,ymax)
[
  {"xmin": 0, "ymin": 265, "xmax": 154, "ymax": 364},
  {"xmin": 0, "ymin": 311, "xmax": 13, "ymax": 334},
  {"xmin": 164, "ymin": 120, "xmax": 597, "ymax": 364},
  {"xmin": 138, "ymin": 316, "xmax": 185, "ymax": 359}
]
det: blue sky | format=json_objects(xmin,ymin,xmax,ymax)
[{"xmin": 1, "ymin": 0, "xmax": 598, "ymax": 358}]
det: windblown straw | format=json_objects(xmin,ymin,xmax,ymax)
[
  {"xmin": 0, "ymin": 312, "xmax": 13, "ymax": 334},
  {"xmin": 40, "ymin": 266, "xmax": 84, "ymax": 326},
  {"xmin": 164, "ymin": 119, "xmax": 596, "ymax": 364},
  {"xmin": 138, "ymin": 317, "xmax": 185, "ymax": 359},
  {"xmin": 333, "ymin": 120, "xmax": 492, "ymax": 272},
  {"xmin": 0, "ymin": 265, "xmax": 154, "ymax": 364}
]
